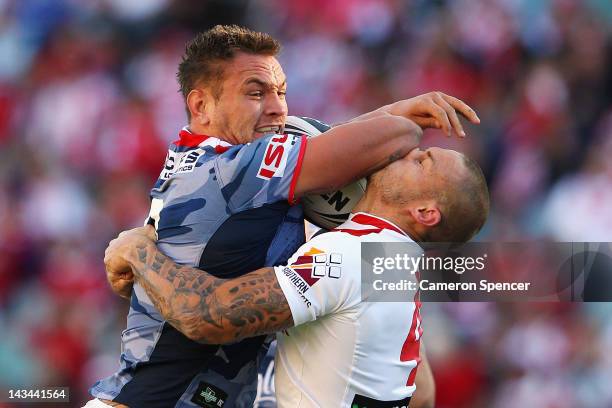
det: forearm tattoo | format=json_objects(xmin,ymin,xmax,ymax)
[{"xmin": 130, "ymin": 243, "xmax": 294, "ymax": 343}]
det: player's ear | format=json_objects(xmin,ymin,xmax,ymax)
[
  {"xmin": 187, "ymin": 88, "xmax": 213, "ymax": 126},
  {"xmin": 408, "ymin": 203, "xmax": 441, "ymax": 227}
]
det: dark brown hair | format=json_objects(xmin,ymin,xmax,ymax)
[{"xmin": 177, "ymin": 25, "xmax": 281, "ymax": 118}]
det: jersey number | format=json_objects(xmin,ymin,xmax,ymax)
[{"xmin": 400, "ymin": 294, "xmax": 422, "ymax": 387}]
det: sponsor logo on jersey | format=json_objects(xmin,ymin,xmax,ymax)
[
  {"xmin": 159, "ymin": 150, "xmax": 178, "ymax": 180},
  {"xmin": 191, "ymin": 381, "xmax": 227, "ymax": 408},
  {"xmin": 257, "ymin": 134, "xmax": 292, "ymax": 180},
  {"xmin": 283, "ymin": 247, "xmax": 343, "ymax": 301},
  {"xmin": 160, "ymin": 148, "xmax": 204, "ymax": 180},
  {"xmin": 176, "ymin": 149, "xmax": 204, "ymax": 174}
]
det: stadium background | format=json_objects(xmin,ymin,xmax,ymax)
[{"xmin": 0, "ymin": 0, "xmax": 611, "ymax": 406}]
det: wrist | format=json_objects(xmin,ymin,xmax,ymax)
[
  {"xmin": 377, "ymin": 103, "xmax": 395, "ymax": 116},
  {"xmin": 126, "ymin": 240, "xmax": 154, "ymax": 272},
  {"xmin": 385, "ymin": 99, "xmax": 417, "ymax": 119}
]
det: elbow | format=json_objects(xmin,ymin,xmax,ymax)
[
  {"xmin": 181, "ymin": 326, "xmax": 213, "ymax": 344},
  {"xmin": 181, "ymin": 325, "xmax": 230, "ymax": 344},
  {"xmin": 172, "ymin": 315, "xmax": 222, "ymax": 344},
  {"xmin": 183, "ymin": 328, "xmax": 236, "ymax": 345},
  {"xmin": 178, "ymin": 316, "xmax": 237, "ymax": 345}
]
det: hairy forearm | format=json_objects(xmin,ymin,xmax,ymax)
[{"xmin": 128, "ymin": 242, "xmax": 293, "ymax": 344}]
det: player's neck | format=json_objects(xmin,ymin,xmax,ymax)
[
  {"xmin": 353, "ymin": 195, "xmax": 421, "ymax": 241},
  {"xmin": 187, "ymin": 122, "xmax": 209, "ymax": 136},
  {"xmin": 188, "ymin": 122, "xmax": 237, "ymax": 144}
]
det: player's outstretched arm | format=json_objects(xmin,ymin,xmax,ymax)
[
  {"xmin": 104, "ymin": 226, "xmax": 294, "ymax": 344},
  {"xmin": 293, "ymin": 92, "xmax": 480, "ymax": 197},
  {"xmin": 294, "ymin": 114, "xmax": 421, "ymax": 196}
]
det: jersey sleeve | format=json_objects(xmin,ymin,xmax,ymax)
[
  {"xmin": 214, "ymin": 133, "xmax": 307, "ymax": 212},
  {"xmin": 273, "ymin": 235, "xmax": 360, "ymax": 326}
]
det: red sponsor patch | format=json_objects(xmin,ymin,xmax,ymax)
[{"xmin": 257, "ymin": 134, "xmax": 290, "ymax": 180}]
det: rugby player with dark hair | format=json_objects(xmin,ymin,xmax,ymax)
[{"xmin": 87, "ymin": 25, "xmax": 478, "ymax": 408}]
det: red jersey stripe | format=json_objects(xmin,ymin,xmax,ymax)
[{"xmin": 173, "ymin": 129, "xmax": 210, "ymax": 148}]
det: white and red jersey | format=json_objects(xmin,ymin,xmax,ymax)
[{"xmin": 273, "ymin": 212, "xmax": 423, "ymax": 408}]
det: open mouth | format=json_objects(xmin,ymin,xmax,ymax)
[{"xmin": 255, "ymin": 125, "xmax": 283, "ymax": 134}]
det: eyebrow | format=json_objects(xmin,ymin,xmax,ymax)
[{"xmin": 243, "ymin": 78, "xmax": 286, "ymax": 90}]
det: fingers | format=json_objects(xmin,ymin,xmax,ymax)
[
  {"xmin": 416, "ymin": 117, "xmax": 442, "ymax": 130},
  {"xmin": 105, "ymin": 227, "xmax": 156, "ymax": 260},
  {"xmin": 110, "ymin": 278, "xmax": 134, "ymax": 300},
  {"xmin": 428, "ymin": 102, "xmax": 453, "ymax": 137},
  {"xmin": 440, "ymin": 93, "xmax": 480, "ymax": 124},
  {"xmin": 432, "ymin": 93, "xmax": 465, "ymax": 138}
]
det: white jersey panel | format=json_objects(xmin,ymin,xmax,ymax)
[{"xmin": 273, "ymin": 213, "xmax": 422, "ymax": 408}]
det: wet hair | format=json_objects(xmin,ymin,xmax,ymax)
[{"xmin": 177, "ymin": 25, "xmax": 281, "ymax": 119}]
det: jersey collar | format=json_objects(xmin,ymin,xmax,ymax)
[
  {"xmin": 335, "ymin": 212, "xmax": 412, "ymax": 239},
  {"xmin": 173, "ymin": 126, "xmax": 233, "ymax": 153}
]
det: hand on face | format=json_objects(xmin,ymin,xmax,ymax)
[
  {"xmin": 386, "ymin": 92, "xmax": 480, "ymax": 138},
  {"xmin": 104, "ymin": 225, "xmax": 157, "ymax": 299}
]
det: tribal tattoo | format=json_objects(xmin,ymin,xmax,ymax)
[{"xmin": 129, "ymin": 242, "xmax": 294, "ymax": 344}]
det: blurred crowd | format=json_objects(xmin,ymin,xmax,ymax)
[{"xmin": 0, "ymin": 0, "xmax": 611, "ymax": 407}]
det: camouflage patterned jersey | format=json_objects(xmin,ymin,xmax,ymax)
[{"xmin": 91, "ymin": 117, "xmax": 329, "ymax": 408}]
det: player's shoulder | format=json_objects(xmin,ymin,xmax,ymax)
[
  {"xmin": 306, "ymin": 229, "xmax": 360, "ymax": 252},
  {"xmin": 295, "ymin": 229, "xmax": 362, "ymax": 277}
]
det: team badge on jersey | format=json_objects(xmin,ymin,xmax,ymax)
[
  {"xmin": 291, "ymin": 247, "xmax": 342, "ymax": 282},
  {"xmin": 281, "ymin": 247, "xmax": 343, "ymax": 303}
]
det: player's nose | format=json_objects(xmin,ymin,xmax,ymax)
[
  {"xmin": 264, "ymin": 92, "xmax": 288, "ymax": 117},
  {"xmin": 409, "ymin": 148, "xmax": 426, "ymax": 159}
]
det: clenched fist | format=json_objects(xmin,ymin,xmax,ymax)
[{"xmin": 104, "ymin": 225, "xmax": 157, "ymax": 299}]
